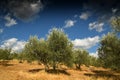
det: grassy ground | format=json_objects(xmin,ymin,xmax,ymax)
[{"xmin": 0, "ymin": 60, "xmax": 120, "ymax": 80}]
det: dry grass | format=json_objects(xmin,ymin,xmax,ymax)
[{"xmin": 0, "ymin": 60, "xmax": 120, "ymax": 80}]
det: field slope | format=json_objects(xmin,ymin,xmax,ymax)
[{"xmin": 0, "ymin": 60, "xmax": 120, "ymax": 80}]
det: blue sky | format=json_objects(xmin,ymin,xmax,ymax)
[{"xmin": 0, "ymin": 0, "xmax": 119, "ymax": 56}]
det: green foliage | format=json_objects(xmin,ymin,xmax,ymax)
[
  {"xmin": 24, "ymin": 36, "xmax": 40, "ymax": 62},
  {"xmin": 35, "ymin": 38, "xmax": 50, "ymax": 69},
  {"xmin": 10, "ymin": 52, "xmax": 28, "ymax": 63},
  {"xmin": 17, "ymin": 52, "xmax": 27, "ymax": 63},
  {"xmin": 24, "ymin": 36, "xmax": 50, "ymax": 69},
  {"xmin": 10, "ymin": 52, "xmax": 18, "ymax": 59},
  {"xmin": 89, "ymin": 56, "xmax": 102, "ymax": 67},
  {"xmin": 0, "ymin": 48, "xmax": 11, "ymax": 60},
  {"xmin": 0, "ymin": 48, "xmax": 12, "ymax": 65},
  {"xmin": 73, "ymin": 49, "xmax": 89, "ymax": 69},
  {"xmin": 111, "ymin": 16, "xmax": 120, "ymax": 32},
  {"xmin": 98, "ymin": 32, "xmax": 120, "ymax": 70},
  {"xmin": 47, "ymin": 28, "xmax": 73, "ymax": 70}
]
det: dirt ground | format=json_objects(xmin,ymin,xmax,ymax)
[{"xmin": 0, "ymin": 60, "xmax": 120, "ymax": 80}]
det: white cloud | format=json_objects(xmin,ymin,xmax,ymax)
[
  {"xmin": 0, "ymin": 29, "xmax": 3, "ymax": 34},
  {"xmin": 4, "ymin": 14, "xmax": 17, "ymax": 27},
  {"xmin": 72, "ymin": 36, "xmax": 100, "ymax": 49},
  {"xmin": 30, "ymin": 0, "xmax": 43, "ymax": 16},
  {"xmin": 0, "ymin": 38, "xmax": 26, "ymax": 52},
  {"xmin": 112, "ymin": 8, "xmax": 118, "ymax": 13},
  {"xmin": 64, "ymin": 20, "xmax": 76, "ymax": 28},
  {"xmin": 80, "ymin": 11, "xmax": 91, "ymax": 20},
  {"xmin": 89, "ymin": 21, "xmax": 104, "ymax": 32},
  {"xmin": 30, "ymin": 3, "xmax": 41, "ymax": 12},
  {"xmin": 9, "ymin": 0, "xmax": 43, "ymax": 21},
  {"xmin": 90, "ymin": 51, "xmax": 98, "ymax": 58}
]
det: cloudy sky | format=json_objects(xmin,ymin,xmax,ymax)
[{"xmin": 0, "ymin": 0, "xmax": 120, "ymax": 56}]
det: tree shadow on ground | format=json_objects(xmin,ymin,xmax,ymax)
[
  {"xmin": 4, "ymin": 64, "xmax": 14, "ymax": 66},
  {"xmin": 0, "ymin": 61, "xmax": 14, "ymax": 66},
  {"xmin": 46, "ymin": 69, "xmax": 70, "ymax": 75},
  {"xmin": 0, "ymin": 63, "xmax": 14, "ymax": 66},
  {"xmin": 28, "ymin": 68, "xmax": 44, "ymax": 73},
  {"xmin": 84, "ymin": 70, "xmax": 120, "ymax": 80}
]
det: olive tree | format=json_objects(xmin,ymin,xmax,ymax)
[
  {"xmin": 24, "ymin": 36, "xmax": 50, "ymax": 70},
  {"xmin": 24, "ymin": 36, "xmax": 39, "ymax": 62},
  {"xmin": 98, "ymin": 32, "xmax": 120, "ymax": 70},
  {"xmin": 111, "ymin": 16, "xmax": 120, "ymax": 32},
  {"xmin": 47, "ymin": 28, "xmax": 73, "ymax": 70},
  {"xmin": 0, "ymin": 48, "xmax": 11, "ymax": 65},
  {"xmin": 73, "ymin": 49, "xmax": 89, "ymax": 69}
]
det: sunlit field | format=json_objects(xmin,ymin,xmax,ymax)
[{"xmin": 0, "ymin": 60, "xmax": 120, "ymax": 80}]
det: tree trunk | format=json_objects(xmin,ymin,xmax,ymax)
[
  {"xmin": 53, "ymin": 64, "xmax": 56, "ymax": 71},
  {"xmin": 78, "ymin": 64, "xmax": 80, "ymax": 69},
  {"xmin": 53, "ymin": 55, "xmax": 56, "ymax": 71},
  {"xmin": 75, "ymin": 64, "xmax": 81, "ymax": 70},
  {"xmin": 45, "ymin": 64, "xmax": 49, "ymax": 71}
]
